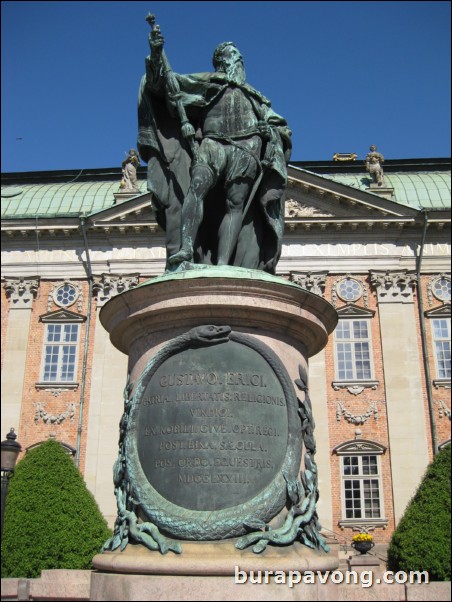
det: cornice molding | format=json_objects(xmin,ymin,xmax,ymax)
[
  {"xmin": 333, "ymin": 439, "xmax": 387, "ymax": 455},
  {"xmin": 39, "ymin": 308, "xmax": 86, "ymax": 323}
]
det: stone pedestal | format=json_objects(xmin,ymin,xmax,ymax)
[
  {"xmin": 347, "ymin": 553, "xmax": 383, "ymax": 575},
  {"xmin": 93, "ymin": 266, "xmax": 338, "ymax": 595},
  {"xmin": 93, "ymin": 540, "xmax": 338, "ymax": 575},
  {"xmin": 91, "ymin": 541, "xmax": 338, "ymax": 601},
  {"xmin": 366, "ymin": 185, "xmax": 394, "ymax": 200},
  {"xmin": 99, "ymin": 266, "xmax": 337, "ymax": 365}
]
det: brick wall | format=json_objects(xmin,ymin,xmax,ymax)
[
  {"xmin": 12, "ymin": 279, "xmax": 96, "ymax": 474},
  {"xmin": 1, "ymin": 270, "xmax": 449, "ymax": 546},
  {"xmin": 322, "ymin": 274, "xmax": 394, "ymax": 544}
]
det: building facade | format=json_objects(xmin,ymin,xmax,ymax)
[{"xmin": 1, "ymin": 157, "xmax": 450, "ymax": 547}]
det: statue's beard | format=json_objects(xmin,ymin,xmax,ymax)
[{"xmin": 225, "ymin": 60, "xmax": 246, "ymax": 85}]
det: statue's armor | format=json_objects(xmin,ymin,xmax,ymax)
[{"xmin": 202, "ymin": 86, "xmax": 259, "ymax": 137}]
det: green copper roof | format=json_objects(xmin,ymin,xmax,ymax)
[
  {"xmin": 323, "ymin": 172, "xmax": 450, "ymax": 210},
  {"xmin": 1, "ymin": 180, "xmax": 147, "ymax": 219},
  {"xmin": 1, "ymin": 169, "xmax": 450, "ymax": 219}
]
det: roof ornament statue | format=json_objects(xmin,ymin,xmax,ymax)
[
  {"xmin": 120, "ymin": 149, "xmax": 140, "ymax": 193},
  {"xmin": 365, "ymin": 145, "xmax": 385, "ymax": 187}
]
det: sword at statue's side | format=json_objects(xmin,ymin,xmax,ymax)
[{"xmin": 146, "ymin": 13, "xmax": 199, "ymax": 163}]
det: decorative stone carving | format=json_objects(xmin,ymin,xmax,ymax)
[
  {"xmin": 3, "ymin": 277, "xmax": 39, "ymax": 308},
  {"xmin": 351, "ymin": 526, "xmax": 374, "ymax": 534},
  {"xmin": 370, "ymin": 270, "xmax": 417, "ymax": 303},
  {"xmin": 332, "ymin": 275, "xmax": 369, "ymax": 308},
  {"xmin": 338, "ymin": 519, "xmax": 388, "ymax": 532},
  {"xmin": 336, "ymin": 401, "xmax": 379, "ymax": 425},
  {"xmin": 433, "ymin": 379, "xmax": 451, "ymax": 390},
  {"xmin": 48, "ymin": 281, "xmax": 83, "ymax": 312},
  {"xmin": 437, "ymin": 400, "xmax": 451, "ymax": 421},
  {"xmin": 290, "ymin": 271, "xmax": 328, "ymax": 297},
  {"xmin": 332, "ymin": 381, "xmax": 379, "ymax": 395},
  {"xmin": 93, "ymin": 274, "xmax": 139, "ymax": 307},
  {"xmin": 333, "ymin": 440, "xmax": 386, "ymax": 455},
  {"xmin": 34, "ymin": 402, "xmax": 76, "ymax": 424},
  {"xmin": 285, "ymin": 199, "xmax": 334, "ymax": 218},
  {"xmin": 35, "ymin": 383, "xmax": 79, "ymax": 395},
  {"xmin": 428, "ymin": 274, "xmax": 451, "ymax": 306}
]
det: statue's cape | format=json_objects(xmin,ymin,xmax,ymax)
[{"xmin": 137, "ymin": 67, "xmax": 292, "ymax": 273}]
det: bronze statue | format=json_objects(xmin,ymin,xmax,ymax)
[
  {"xmin": 365, "ymin": 145, "xmax": 385, "ymax": 187},
  {"xmin": 138, "ymin": 15, "xmax": 292, "ymax": 273}
]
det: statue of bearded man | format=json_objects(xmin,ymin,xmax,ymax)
[{"xmin": 138, "ymin": 30, "xmax": 292, "ymax": 274}]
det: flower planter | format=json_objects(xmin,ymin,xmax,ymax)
[{"xmin": 352, "ymin": 540, "xmax": 374, "ymax": 554}]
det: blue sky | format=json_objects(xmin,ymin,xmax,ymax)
[{"xmin": 1, "ymin": 1, "xmax": 451, "ymax": 173}]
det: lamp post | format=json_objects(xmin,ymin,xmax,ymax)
[{"xmin": 1, "ymin": 428, "xmax": 22, "ymax": 542}]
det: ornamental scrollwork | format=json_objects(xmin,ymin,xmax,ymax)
[
  {"xmin": 236, "ymin": 364, "xmax": 328, "ymax": 554},
  {"xmin": 93, "ymin": 274, "xmax": 139, "ymax": 307},
  {"xmin": 332, "ymin": 275, "xmax": 369, "ymax": 308},
  {"xmin": 336, "ymin": 401, "xmax": 378, "ymax": 425},
  {"xmin": 102, "ymin": 374, "xmax": 182, "ymax": 555},
  {"xmin": 34, "ymin": 402, "xmax": 76, "ymax": 425},
  {"xmin": 370, "ymin": 270, "xmax": 417, "ymax": 303},
  {"xmin": 48, "ymin": 281, "xmax": 83, "ymax": 312},
  {"xmin": 428, "ymin": 274, "xmax": 451, "ymax": 306},
  {"xmin": 437, "ymin": 400, "xmax": 451, "ymax": 421},
  {"xmin": 290, "ymin": 271, "xmax": 328, "ymax": 297}
]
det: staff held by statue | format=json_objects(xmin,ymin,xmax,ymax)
[{"xmin": 145, "ymin": 13, "xmax": 199, "ymax": 163}]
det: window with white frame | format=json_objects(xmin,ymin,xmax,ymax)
[
  {"xmin": 335, "ymin": 319, "xmax": 373, "ymax": 381},
  {"xmin": 42, "ymin": 323, "xmax": 80, "ymax": 382},
  {"xmin": 334, "ymin": 440, "xmax": 388, "ymax": 530},
  {"xmin": 432, "ymin": 318, "xmax": 451, "ymax": 379},
  {"xmin": 342, "ymin": 455, "xmax": 382, "ymax": 519}
]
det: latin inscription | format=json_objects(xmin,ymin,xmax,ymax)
[{"xmin": 136, "ymin": 341, "xmax": 289, "ymax": 511}]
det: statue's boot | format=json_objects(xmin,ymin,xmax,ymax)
[{"xmin": 168, "ymin": 248, "xmax": 193, "ymax": 265}]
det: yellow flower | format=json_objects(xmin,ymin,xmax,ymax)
[{"xmin": 352, "ymin": 533, "xmax": 373, "ymax": 542}]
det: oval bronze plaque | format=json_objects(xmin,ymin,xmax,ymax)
[{"xmin": 125, "ymin": 327, "xmax": 301, "ymax": 540}]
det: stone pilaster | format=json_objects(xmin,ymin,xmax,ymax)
[
  {"xmin": 85, "ymin": 274, "xmax": 138, "ymax": 526},
  {"xmin": 290, "ymin": 271, "xmax": 332, "ymax": 531},
  {"xmin": 1, "ymin": 277, "xmax": 39, "ymax": 437},
  {"xmin": 309, "ymin": 348, "xmax": 333, "ymax": 532},
  {"xmin": 370, "ymin": 270, "xmax": 429, "ymax": 524}
]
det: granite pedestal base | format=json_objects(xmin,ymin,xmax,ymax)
[
  {"xmin": 91, "ymin": 541, "xmax": 339, "ymax": 601},
  {"xmin": 93, "ymin": 539, "xmax": 338, "ymax": 575},
  {"xmin": 95, "ymin": 267, "xmax": 338, "ymax": 593}
]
